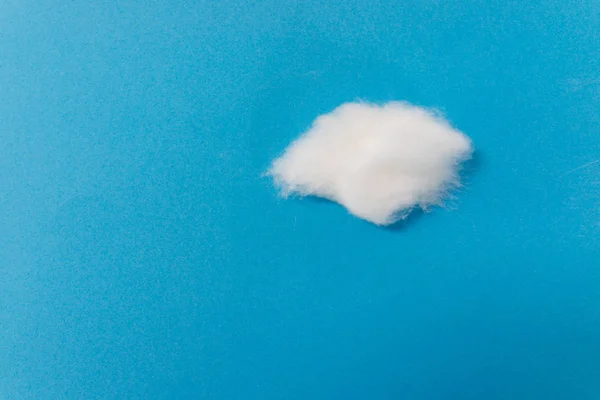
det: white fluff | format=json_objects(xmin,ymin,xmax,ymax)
[{"xmin": 268, "ymin": 102, "xmax": 473, "ymax": 226}]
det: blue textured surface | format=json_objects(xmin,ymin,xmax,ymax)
[{"xmin": 2, "ymin": 1, "xmax": 600, "ymax": 399}]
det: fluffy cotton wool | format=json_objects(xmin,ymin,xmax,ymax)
[{"xmin": 267, "ymin": 102, "xmax": 473, "ymax": 225}]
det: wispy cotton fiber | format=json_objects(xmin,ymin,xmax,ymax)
[{"xmin": 268, "ymin": 102, "xmax": 473, "ymax": 226}]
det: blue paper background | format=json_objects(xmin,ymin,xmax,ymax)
[{"xmin": 2, "ymin": 1, "xmax": 600, "ymax": 398}]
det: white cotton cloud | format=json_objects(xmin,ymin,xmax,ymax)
[{"xmin": 267, "ymin": 102, "xmax": 474, "ymax": 226}]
